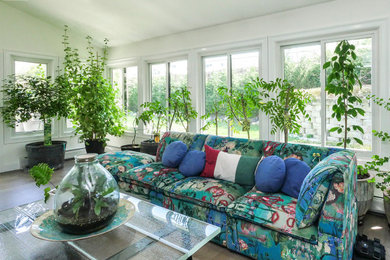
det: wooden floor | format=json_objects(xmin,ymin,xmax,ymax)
[{"xmin": 0, "ymin": 160, "xmax": 389, "ymax": 259}]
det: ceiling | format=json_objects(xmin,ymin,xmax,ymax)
[{"xmin": 4, "ymin": 0, "xmax": 332, "ymax": 47}]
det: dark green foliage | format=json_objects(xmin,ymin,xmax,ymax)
[
  {"xmin": 259, "ymin": 78, "xmax": 312, "ymax": 143},
  {"xmin": 1, "ymin": 75, "xmax": 70, "ymax": 145},
  {"xmin": 168, "ymin": 87, "xmax": 197, "ymax": 132},
  {"xmin": 62, "ymin": 25, "xmax": 125, "ymax": 145},
  {"xmin": 323, "ymin": 40, "xmax": 364, "ymax": 149},
  {"xmin": 29, "ymin": 163, "xmax": 54, "ymax": 202}
]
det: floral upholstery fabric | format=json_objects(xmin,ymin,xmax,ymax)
[
  {"xmin": 227, "ymin": 190, "xmax": 317, "ymax": 243},
  {"xmin": 227, "ymin": 218, "xmax": 344, "ymax": 259},
  {"xmin": 98, "ymin": 151, "xmax": 155, "ymax": 180},
  {"xmin": 156, "ymin": 132, "xmax": 208, "ymax": 162},
  {"xmin": 161, "ymin": 177, "xmax": 250, "ymax": 211},
  {"xmin": 150, "ymin": 191, "xmax": 228, "ymax": 244},
  {"xmin": 262, "ymin": 141, "xmax": 342, "ymax": 169},
  {"xmin": 117, "ymin": 181, "xmax": 151, "ymax": 200},
  {"xmin": 296, "ymin": 150, "xmax": 355, "ymax": 228},
  {"xmin": 204, "ymin": 135, "xmax": 264, "ymax": 157},
  {"xmin": 118, "ymin": 162, "xmax": 186, "ymax": 194}
]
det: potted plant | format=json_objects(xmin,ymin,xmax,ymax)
[
  {"xmin": 323, "ymin": 40, "xmax": 370, "ymax": 222},
  {"xmin": 168, "ymin": 86, "xmax": 198, "ymax": 132},
  {"xmin": 217, "ymin": 78, "xmax": 265, "ymax": 139},
  {"xmin": 258, "ymin": 78, "xmax": 312, "ymax": 143},
  {"xmin": 356, "ymin": 163, "xmax": 375, "ymax": 224},
  {"xmin": 1, "ymin": 75, "xmax": 69, "ymax": 169},
  {"xmin": 201, "ymin": 100, "xmax": 222, "ymax": 135},
  {"xmin": 62, "ymin": 26, "xmax": 125, "ymax": 154}
]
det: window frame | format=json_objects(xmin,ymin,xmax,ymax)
[
  {"xmin": 200, "ymin": 45, "xmax": 263, "ymax": 138},
  {"xmin": 271, "ymin": 25, "xmax": 382, "ymax": 158},
  {"xmin": 3, "ymin": 50, "xmax": 59, "ymax": 144}
]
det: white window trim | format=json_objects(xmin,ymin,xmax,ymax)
[
  {"xmin": 198, "ymin": 39, "xmax": 267, "ymax": 139},
  {"xmin": 269, "ymin": 19, "xmax": 388, "ymax": 160},
  {"xmin": 3, "ymin": 50, "xmax": 60, "ymax": 144}
]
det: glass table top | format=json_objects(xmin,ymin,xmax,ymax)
[{"xmin": 0, "ymin": 193, "xmax": 220, "ymax": 260}]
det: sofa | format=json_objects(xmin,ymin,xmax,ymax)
[{"xmin": 98, "ymin": 131, "xmax": 358, "ymax": 259}]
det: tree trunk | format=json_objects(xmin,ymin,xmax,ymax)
[
  {"xmin": 284, "ymin": 128, "xmax": 288, "ymax": 144},
  {"xmin": 215, "ymin": 110, "xmax": 218, "ymax": 136},
  {"xmin": 43, "ymin": 118, "xmax": 52, "ymax": 146}
]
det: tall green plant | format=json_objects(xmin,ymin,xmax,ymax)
[
  {"xmin": 62, "ymin": 26, "xmax": 124, "ymax": 145},
  {"xmin": 136, "ymin": 100, "xmax": 167, "ymax": 136},
  {"xmin": 1, "ymin": 75, "xmax": 69, "ymax": 145},
  {"xmin": 218, "ymin": 79, "xmax": 264, "ymax": 139},
  {"xmin": 201, "ymin": 101, "xmax": 221, "ymax": 135},
  {"xmin": 323, "ymin": 40, "xmax": 365, "ymax": 149},
  {"xmin": 259, "ymin": 78, "xmax": 312, "ymax": 143},
  {"xmin": 168, "ymin": 87, "xmax": 197, "ymax": 132}
]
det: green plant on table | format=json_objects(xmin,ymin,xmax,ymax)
[
  {"xmin": 323, "ymin": 40, "xmax": 365, "ymax": 149},
  {"xmin": 168, "ymin": 86, "xmax": 197, "ymax": 132},
  {"xmin": 259, "ymin": 78, "xmax": 312, "ymax": 144},
  {"xmin": 1, "ymin": 74, "xmax": 70, "ymax": 146},
  {"xmin": 29, "ymin": 163, "xmax": 55, "ymax": 203},
  {"xmin": 61, "ymin": 25, "xmax": 125, "ymax": 147}
]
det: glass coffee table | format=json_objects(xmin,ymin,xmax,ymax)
[{"xmin": 0, "ymin": 193, "xmax": 220, "ymax": 260}]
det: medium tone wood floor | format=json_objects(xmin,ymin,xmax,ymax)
[{"xmin": 0, "ymin": 160, "xmax": 389, "ymax": 259}]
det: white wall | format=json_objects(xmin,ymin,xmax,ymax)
[
  {"xmin": 108, "ymin": 0, "xmax": 390, "ymax": 213},
  {"xmin": 0, "ymin": 2, "xmax": 94, "ymax": 172}
]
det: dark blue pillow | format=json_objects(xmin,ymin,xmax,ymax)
[
  {"xmin": 162, "ymin": 141, "xmax": 188, "ymax": 168},
  {"xmin": 179, "ymin": 150, "xmax": 206, "ymax": 177},
  {"xmin": 281, "ymin": 158, "xmax": 311, "ymax": 198},
  {"xmin": 255, "ymin": 155, "xmax": 286, "ymax": 193}
]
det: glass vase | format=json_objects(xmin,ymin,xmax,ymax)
[{"xmin": 54, "ymin": 154, "xmax": 119, "ymax": 234}]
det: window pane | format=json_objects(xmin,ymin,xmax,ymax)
[
  {"xmin": 112, "ymin": 68, "xmax": 124, "ymax": 109},
  {"xmin": 325, "ymin": 38, "xmax": 372, "ymax": 150},
  {"xmin": 14, "ymin": 61, "xmax": 47, "ymax": 132},
  {"xmin": 151, "ymin": 63, "xmax": 167, "ymax": 106},
  {"xmin": 170, "ymin": 60, "xmax": 188, "ymax": 132},
  {"xmin": 203, "ymin": 55, "xmax": 228, "ymax": 136},
  {"xmin": 231, "ymin": 51, "xmax": 260, "ymax": 139},
  {"xmin": 125, "ymin": 66, "xmax": 138, "ymax": 130},
  {"xmin": 283, "ymin": 44, "xmax": 321, "ymax": 145}
]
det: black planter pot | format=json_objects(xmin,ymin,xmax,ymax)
[
  {"xmin": 121, "ymin": 144, "xmax": 141, "ymax": 152},
  {"xmin": 85, "ymin": 140, "xmax": 105, "ymax": 154},
  {"xmin": 140, "ymin": 140, "xmax": 159, "ymax": 156},
  {"xmin": 25, "ymin": 141, "xmax": 67, "ymax": 170}
]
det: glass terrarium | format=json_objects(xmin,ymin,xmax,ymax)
[{"xmin": 54, "ymin": 154, "xmax": 119, "ymax": 234}]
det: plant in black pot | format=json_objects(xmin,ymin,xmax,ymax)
[
  {"xmin": 62, "ymin": 26, "xmax": 125, "ymax": 154},
  {"xmin": 1, "ymin": 74, "xmax": 69, "ymax": 169}
]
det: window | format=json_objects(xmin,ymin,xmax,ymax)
[
  {"xmin": 112, "ymin": 66, "xmax": 139, "ymax": 131},
  {"xmin": 14, "ymin": 61, "xmax": 48, "ymax": 133},
  {"xmin": 202, "ymin": 50, "xmax": 260, "ymax": 138},
  {"xmin": 149, "ymin": 60, "xmax": 188, "ymax": 133},
  {"xmin": 282, "ymin": 36, "xmax": 373, "ymax": 151}
]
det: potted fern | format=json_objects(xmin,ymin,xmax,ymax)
[{"xmin": 1, "ymin": 75, "xmax": 69, "ymax": 169}]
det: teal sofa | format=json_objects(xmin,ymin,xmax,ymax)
[{"xmin": 98, "ymin": 131, "xmax": 358, "ymax": 259}]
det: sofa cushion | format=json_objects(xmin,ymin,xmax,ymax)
[
  {"xmin": 281, "ymin": 158, "xmax": 311, "ymax": 198},
  {"xmin": 201, "ymin": 145, "xmax": 221, "ymax": 178},
  {"xmin": 226, "ymin": 189, "xmax": 318, "ymax": 243},
  {"xmin": 162, "ymin": 141, "xmax": 188, "ymax": 167},
  {"xmin": 98, "ymin": 151, "xmax": 156, "ymax": 179},
  {"xmin": 156, "ymin": 132, "xmax": 208, "ymax": 161},
  {"xmin": 296, "ymin": 151, "xmax": 353, "ymax": 228},
  {"xmin": 255, "ymin": 155, "xmax": 286, "ymax": 193},
  {"xmin": 161, "ymin": 177, "xmax": 250, "ymax": 211},
  {"xmin": 179, "ymin": 150, "xmax": 206, "ymax": 177},
  {"xmin": 204, "ymin": 135, "xmax": 264, "ymax": 157},
  {"xmin": 118, "ymin": 162, "xmax": 186, "ymax": 193},
  {"xmin": 262, "ymin": 141, "xmax": 342, "ymax": 168}
]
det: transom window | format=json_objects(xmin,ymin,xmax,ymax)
[{"xmin": 282, "ymin": 36, "xmax": 373, "ymax": 151}]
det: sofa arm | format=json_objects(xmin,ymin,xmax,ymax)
[{"xmin": 318, "ymin": 151, "xmax": 357, "ymax": 259}]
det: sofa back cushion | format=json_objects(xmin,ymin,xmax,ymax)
[
  {"xmin": 262, "ymin": 141, "xmax": 342, "ymax": 168},
  {"xmin": 201, "ymin": 145, "xmax": 259, "ymax": 187},
  {"xmin": 204, "ymin": 135, "xmax": 264, "ymax": 157},
  {"xmin": 295, "ymin": 150, "xmax": 354, "ymax": 228},
  {"xmin": 156, "ymin": 132, "xmax": 208, "ymax": 161}
]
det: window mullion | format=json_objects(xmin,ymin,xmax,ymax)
[
  {"xmin": 123, "ymin": 68, "xmax": 127, "ymax": 112},
  {"xmin": 227, "ymin": 54, "xmax": 232, "ymax": 137},
  {"xmin": 320, "ymin": 41, "xmax": 327, "ymax": 147},
  {"xmin": 167, "ymin": 62, "xmax": 171, "ymax": 132}
]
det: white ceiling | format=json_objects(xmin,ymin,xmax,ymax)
[{"xmin": 4, "ymin": 0, "xmax": 332, "ymax": 47}]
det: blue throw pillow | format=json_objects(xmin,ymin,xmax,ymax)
[
  {"xmin": 281, "ymin": 158, "xmax": 311, "ymax": 198},
  {"xmin": 162, "ymin": 141, "xmax": 188, "ymax": 168},
  {"xmin": 179, "ymin": 150, "xmax": 206, "ymax": 177},
  {"xmin": 255, "ymin": 155, "xmax": 286, "ymax": 193}
]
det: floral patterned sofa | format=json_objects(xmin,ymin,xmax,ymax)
[{"xmin": 98, "ymin": 131, "xmax": 357, "ymax": 259}]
